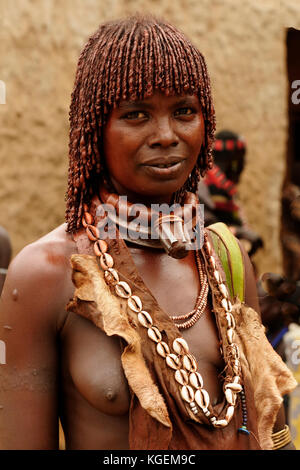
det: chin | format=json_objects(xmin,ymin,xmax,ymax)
[
  {"xmin": 112, "ymin": 172, "xmax": 191, "ymax": 203},
  {"xmin": 133, "ymin": 180, "xmax": 188, "ymax": 202}
]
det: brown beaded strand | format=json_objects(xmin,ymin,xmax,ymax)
[{"xmin": 171, "ymin": 250, "xmax": 209, "ymax": 330}]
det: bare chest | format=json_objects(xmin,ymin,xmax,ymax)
[{"xmin": 60, "ymin": 246, "xmax": 224, "ymax": 419}]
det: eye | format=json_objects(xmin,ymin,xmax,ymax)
[
  {"xmin": 122, "ymin": 111, "xmax": 147, "ymax": 120},
  {"xmin": 174, "ymin": 107, "xmax": 196, "ymax": 117}
]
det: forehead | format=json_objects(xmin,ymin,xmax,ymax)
[{"xmin": 116, "ymin": 91, "xmax": 200, "ymax": 110}]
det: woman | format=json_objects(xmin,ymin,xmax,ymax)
[{"xmin": 0, "ymin": 15, "xmax": 296, "ymax": 450}]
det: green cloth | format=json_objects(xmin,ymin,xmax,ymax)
[{"xmin": 206, "ymin": 222, "xmax": 245, "ymax": 302}]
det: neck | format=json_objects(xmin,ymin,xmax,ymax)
[
  {"xmin": 105, "ymin": 180, "xmax": 174, "ymax": 206},
  {"xmin": 98, "ymin": 184, "xmax": 200, "ymax": 259}
]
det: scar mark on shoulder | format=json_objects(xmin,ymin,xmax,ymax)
[{"xmin": 46, "ymin": 252, "xmax": 67, "ymax": 267}]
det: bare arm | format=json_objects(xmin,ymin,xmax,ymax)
[{"xmin": 0, "ymin": 242, "xmax": 61, "ymax": 449}]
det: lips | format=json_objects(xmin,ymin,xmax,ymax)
[
  {"xmin": 151, "ymin": 162, "xmax": 177, "ymax": 168},
  {"xmin": 141, "ymin": 158, "xmax": 186, "ymax": 179},
  {"xmin": 142, "ymin": 156, "xmax": 185, "ymax": 167}
]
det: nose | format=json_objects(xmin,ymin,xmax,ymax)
[{"xmin": 148, "ymin": 118, "xmax": 179, "ymax": 149}]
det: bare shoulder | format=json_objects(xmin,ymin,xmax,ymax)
[
  {"xmin": 6, "ymin": 223, "xmax": 76, "ymax": 282},
  {"xmin": 0, "ymin": 223, "xmax": 77, "ymax": 332},
  {"xmin": 37, "ymin": 223, "xmax": 77, "ymax": 267}
]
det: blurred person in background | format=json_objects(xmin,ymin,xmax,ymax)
[
  {"xmin": 258, "ymin": 190, "xmax": 300, "ymax": 430},
  {"xmin": 281, "ymin": 184, "xmax": 300, "ymax": 282},
  {"xmin": 0, "ymin": 226, "xmax": 11, "ymax": 295},
  {"xmin": 197, "ymin": 130, "xmax": 263, "ymax": 261},
  {"xmin": 259, "ymin": 189, "xmax": 300, "ymax": 357}
]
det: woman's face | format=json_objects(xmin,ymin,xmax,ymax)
[{"xmin": 102, "ymin": 91, "xmax": 204, "ymax": 204}]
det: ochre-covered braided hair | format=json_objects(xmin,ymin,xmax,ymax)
[{"xmin": 65, "ymin": 14, "xmax": 216, "ymax": 232}]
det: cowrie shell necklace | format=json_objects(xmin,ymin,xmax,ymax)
[{"xmin": 82, "ymin": 204, "xmax": 243, "ymax": 428}]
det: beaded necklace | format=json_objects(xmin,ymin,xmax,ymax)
[
  {"xmin": 170, "ymin": 250, "xmax": 209, "ymax": 330},
  {"xmin": 81, "ymin": 197, "xmax": 247, "ymax": 430}
]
